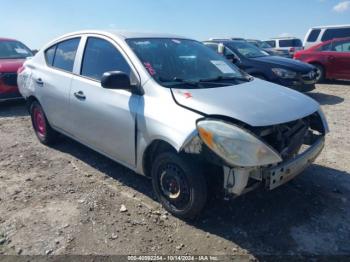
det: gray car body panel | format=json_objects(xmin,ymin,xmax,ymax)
[
  {"xmin": 18, "ymin": 30, "xmax": 324, "ymax": 177},
  {"xmin": 172, "ymin": 79, "xmax": 320, "ymax": 127}
]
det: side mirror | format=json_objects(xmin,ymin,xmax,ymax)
[
  {"xmin": 101, "ymin": 71, "xmax": 131, "ymax": 90},
  {"xmin": 218, "ymin": 43, "xmax": 225, "ymax": 54},
  {"xmin": 31, "ymin": 49, "xmax": 38, "ymax": 55}
]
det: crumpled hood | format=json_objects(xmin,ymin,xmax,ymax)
[
  {"xmin": 171, "ymin": 79, "xmax": 320, "ymax": 127},
  {"xmin": 0, "ymin": 59, "xmax": 25, "ymax": 72},
  {"xmin": 251, "ymin": 56, "xmax": 314, "ymax": 73}
]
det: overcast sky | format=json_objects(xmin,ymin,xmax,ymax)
[{"xmin": 1, "ymin": 0, "xmax": 349, "ymax": 49}]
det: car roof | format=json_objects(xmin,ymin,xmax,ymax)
[
  {"xmin": 310, "ymin": 24, "xmax": 350, "ymax": 29},
  {"xmin": 205, "ymin": 39, "xmax": 244, "ymax": 44},
  {"xmin": 55, "ymin": 30, "xmax": 187, "ymax": 40},
  {"xmin": 269, "ymin": 37, "xmax": 300, "ymax": 40}
]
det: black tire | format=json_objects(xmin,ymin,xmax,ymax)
[
  {"xmin": 151, "ymin": 152, "xmax": 207, "ymax": 219},
  {"xmin": 313, "ymin": 64, "xmax": 325, "ymax": 83},
  {"xmin": 30, "ymin": 101, "xmax": 58, "ymax": 145}
]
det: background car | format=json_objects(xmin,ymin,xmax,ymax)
[
  {"xmin": 304, "ymin": 24, "xmax": 350, "ymax": 49},
  {"xmin": 204, "ymin": 39, "xmax": 318, "ymax": 92},
  {"xmin": 0, "ymin": 37, "xmax": 33, "ymax": 101},
  {"xmin": 246, "ymin": 39, "xmax": 281, "ymax": 56},
  {"xmin": 264, "ymin": 37, "xmax": 303, "ymax": 58},
  {"xmin": 294, "ymin": 37, "xmax": 350, "ymax": 82}
]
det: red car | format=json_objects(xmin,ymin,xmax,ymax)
[
  {"xmin": 294, "ymin": 37, "xmax": 350, "ymax": 82},
  {"xmin": 0, "ymin": 38, "xmax": 33, "ymax": 101}
]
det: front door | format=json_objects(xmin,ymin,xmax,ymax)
[
  {"xmin": 68, "ymin": 36, "xmax": 140, "ymax": 167},
  {"xmin": 328, "ymin": 39, "xmax": 350, "ymax": 79}
]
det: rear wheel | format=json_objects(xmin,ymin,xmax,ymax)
[
  {"xmin": 30, "ymin": 101, "xmax": 58, "ymax": 145},
  {"xmin": 151, "ymin": 152, "xmax": 207, "ymax": 219},
  {"xmin": 313, "ymin": 64, "xmax": 325, "ymax": 83}
]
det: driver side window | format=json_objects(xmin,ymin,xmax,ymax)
[{"xmin": 81, "ymin": 37, "xmax": 131, "ymax": 81}]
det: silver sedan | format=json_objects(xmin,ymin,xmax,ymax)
[{"xmin": 18, "ymin": 30, "xmax": 329, "ymax": 219}]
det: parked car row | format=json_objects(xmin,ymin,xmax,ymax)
[
  {"xmin": 3, "ymin": 25, "xmax": 350, "ymax": 104},
  {"xmin": 16, "ymin": 30, "xmax": 329, "ymax": 219},
  {"xmin": 204, "ymin": 39, "xmax": 317, "ymax": 92}
]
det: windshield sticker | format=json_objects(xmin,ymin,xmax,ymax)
[
  {"xmin": 210, "ymin": 60, "xmax": 235, "ymax": 74},
  {"xmin": 15, "ymin": 48, "xmax": 29, "ymax": 54},
  {"xmin": 172, "ymin": 39, "xmax": 181, "ymax": 44},
  {"xmin": 144, "ymin": 62, "xmax": 156, "ymax": 76}
]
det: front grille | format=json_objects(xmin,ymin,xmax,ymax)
[
  {"xmin": 0, "ymin": 73, "xmax": 18, "ymax": 87},
  {"xmin": 251, "ymin": 118, "xmax": 310, "ymax": 160},
  {"xmin": 301, "ymin": 69, "xmax": 317, "ymax": 81}
]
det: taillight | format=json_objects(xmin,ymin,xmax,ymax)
[
  {"xmin": 17, "ymin": 66, "xmax": 25, "ymax": 74},
  {"xmin": 289, "ymin": 47, "xmax": 295, "ymax": 53}
]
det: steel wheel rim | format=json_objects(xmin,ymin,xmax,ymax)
[
  {"xmin": 33, "ymin": 107, "xmax": 46, "ymax": 137},
  {"xmin": 315, "ymin": 67, "xmax": 322, "ymax": 82},
  {"xmin": 159, "ymin": 163, "xmax": 191, "ymax": 211}
]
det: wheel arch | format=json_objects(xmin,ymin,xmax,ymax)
[
  {"xmin": 26, "ymin": 95, "xmax": 40, "ymax": 112},
  {"xmin": 142, "ymin": 139, "xmax": 178, "ymax": 177}
]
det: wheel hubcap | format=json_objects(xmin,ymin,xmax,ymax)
[
  {"xmin": 33, "ymin": 107, "xmax": 46, "ymax": 137},
  {"xmin": 315, "ymin": 68, "xmax": 322, "ymax": 81}
]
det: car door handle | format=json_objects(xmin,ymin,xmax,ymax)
[
  {"xmin": 329, "ymin": 55, "xmax": 335, "ymax": 61},
  {"xmin": 74, "ymin": 91, "xmax": 86, "ymax": 100},
  {"xmin": 36, "ymin": 78, "xmax": 44, "ymax": 85}
]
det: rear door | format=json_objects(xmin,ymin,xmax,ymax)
[
  {"xmin": 37, "ymin": 37, "xmax": 80, "ymax": 131},
  {"xmin": 327, "ymin": 39, "xmax": 350, "ymax": 79},
  {"xmin": 68, "ymin": 36, "xmax": 140, "ymax": 167}
]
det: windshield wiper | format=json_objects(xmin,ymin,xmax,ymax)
[
  {"xmin": 158, "ymin": 77, "xmax": 201, "ymax": 87},
  {"xmin": 199, "ymin": 75, "xmax": 251, "ymax": 82}
]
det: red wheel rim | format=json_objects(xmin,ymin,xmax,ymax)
[{"xmin": 33, "ymin": 107, "xmax": 46, "ymax": 137}]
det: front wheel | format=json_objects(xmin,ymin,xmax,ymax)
[
  {"xmin": 313, "ymin": 64, "xmax": 325, "ymax": 83},
  {"xmin": 151, "ymin": 152, "xmax": 207, "ymax": 219},
  {"xmin": 30, "ymin": 101, "xmax": 58, "ymax": 145}
]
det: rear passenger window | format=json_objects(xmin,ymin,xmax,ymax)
[
  {"xmin": 307, "ymin": 29, "xmax": 321, "ymax": 42},
  {"xmin": 52, "ymin": 38, "xmax": 80, "ymax": 72},
  {"xmin": 45, "ymin": 45, "xmax": 56, "ymax": 66},
  {"xmin": 321, "ymin": 28, "xmax": 350, "ymax": 41},
  {"xmin": 81, "ymin": 37, "xmax": 131, "ymax": 81}
]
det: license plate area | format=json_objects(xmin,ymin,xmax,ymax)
[{"xmin": 265, "ymin": 137, "xmax": 325, "ymax": 190}]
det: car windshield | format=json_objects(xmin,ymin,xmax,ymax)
[
  {"xmin": 0, "ymin": 40, "xmax": 33, "ymax": 59},
  {"xmin": 225, "ymin": 42, "xmax": 269, "ymax": 58},
  {"xmin": 126, "ymin": 38, "xmax": 247, "ymax": 88}
]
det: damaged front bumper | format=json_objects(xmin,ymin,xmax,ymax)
[
  {"xmin": 264, "ymin": 137, "xmax": 325, "ymax": 190},
  {"xmin": 223, "ymin": 136, "xmax": 325, "ymax": 197}
]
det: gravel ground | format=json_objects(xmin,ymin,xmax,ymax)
[{"xmin": 0, "ymin": 82, "xmax": 349, "ymax": 259}]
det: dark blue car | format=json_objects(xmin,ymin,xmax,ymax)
[{"xmin": 203, "ymin": 40, "xmax": 318, "ymax": 92}]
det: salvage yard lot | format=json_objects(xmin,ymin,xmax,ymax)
[{"xmin": 0, "ymin": 82, "xmax": 350, "ymax": 257}]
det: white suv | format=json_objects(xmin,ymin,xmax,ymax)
[
  {"xmin": 264, "ymin": 37, "xmax": 303, "ymax": 58},
  {"xmin": 304, "ymin": 24, "xmax": 350, "ymax": 49}
]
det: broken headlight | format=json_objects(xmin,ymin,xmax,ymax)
[{"xmin": 197, "ymin": 120, "xmax": 282, "ymax": 167}]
